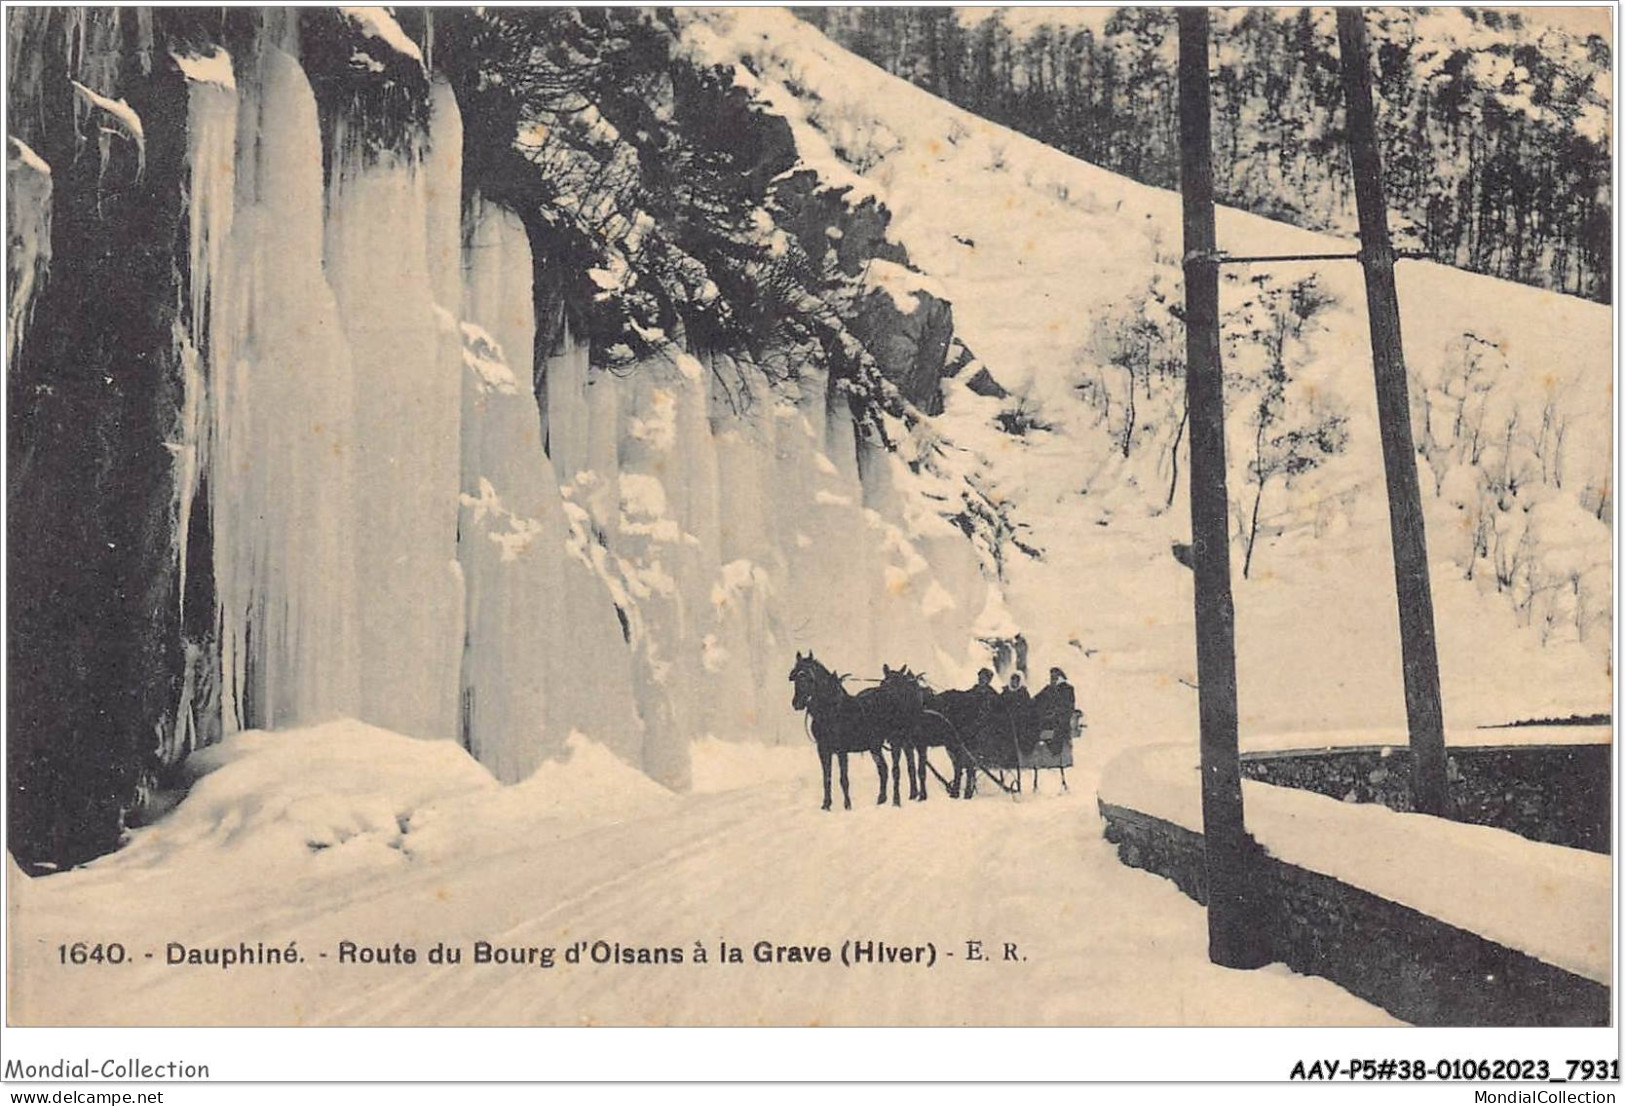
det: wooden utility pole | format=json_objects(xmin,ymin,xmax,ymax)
[
  {"xmin": 1177, "ymin": 7, "xmax": 1270, "ymax": 971},
  {"xmin": 1336, "ymin": 9, "xmax": 1451, "ymax": 817}
]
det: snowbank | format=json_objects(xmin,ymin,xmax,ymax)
[
  {"xmin": 82, "ymin": 721, "xmax": 686, "ymax": 891},
  {"xmin": 1100, "ymin": 744, "xmax": 1611, "ymax": 983},
  {"xmin": 99, "ymin": 721, "xmax": 497, "ymax": 883},
  {"xmin": 504, "ymin": 732, "xmax": 677, "ymax": 820},
  {"xmin": 688, "ymin": 736, "xmax": 812, "ymax": 793}
]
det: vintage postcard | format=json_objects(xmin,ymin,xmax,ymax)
[{"xmin": 2, "ymin": 2, "xmax": 1614, "ymax": 1063}]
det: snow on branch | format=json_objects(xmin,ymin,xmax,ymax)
[
  {"xmin": 339, "ymin": 8, "xmax": 426, "ymax": 68},
  {"xmin": 173, "ymin": 49, "xmax": 236, "ymax": 90},
  {"xmin": 70, "ymin": 79, "xmax": 145, "ymax": 176}
]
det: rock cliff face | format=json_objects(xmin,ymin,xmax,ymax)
[
  {"xmin": 771, "ymin": 169, "xmax": 961, "ymax": 413},
  {"xmin": 6, "ymin": 8, "xmax": 994, "ymax": 869},
  {"xmin": 9, "ymin": 9, "xmax": 197, "ymax": 867},
  {"xmin": 853, "ymin": 273, "xmax": 955, "ymax": 416}
]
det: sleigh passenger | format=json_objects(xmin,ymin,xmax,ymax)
[
  {"xmin": 1033, "ymin": 667, "xmax": 1076, "ymax": 751},
  {"xmin": 1000, "ymin": 671, "xmax": 1039, "ymax": 753}
]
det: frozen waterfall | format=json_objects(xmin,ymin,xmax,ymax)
[{"xmin": 141, "ymin": 23, "xmax": 995, "ymax": 788}]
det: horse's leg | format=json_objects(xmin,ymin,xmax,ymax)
[
  {"xmin": 876, "ymin": 748, "xmax": 892, "ymax": 806},
  {"xmin": 1060, "ymin": 764, "xmax": 1069, "ymax": 792},
  {"xmin": 820, "ymin": 748, "xmax": 833, "ymax": 812},
  {"xmin": 889, "ymin": 745, "xmax": 902, "ymax": 807},
  {"xmin": 838, "ymin": 752, "xmax": 852, "ymax": 810},
  {"xmin": 913, "ymin": 747, "xmax": 926, "ymax": 801}
]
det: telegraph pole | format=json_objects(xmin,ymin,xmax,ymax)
[
  {"xmin": 1336, "ymin": 9, "xmax": 1451, "ymax": 817},
  {"xmin": 1177, "ymin": 7, "xmax": 1270, "ymax": 970}
]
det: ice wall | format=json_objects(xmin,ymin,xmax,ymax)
[
  {"xmin": 195, "ymin": 26, "xmax": 463, "ymax": 742},
  {"xmin": 546, "ymin": 335, "xmax": 991, "ymax": 755},
  {"xmin": 325, "ymin": 85, "xmax": 464, "ymax": 742},
  {"xmin": 211, "ymin": 44, "xmax": 362, "ymax": 733},
  {"xmin": 180, "ymin": 27, "xmax": 659, "ymax": 780},
  {"xmin": 202, "ymin": 36, "xmax": 477, "ymax": 749},
  {"xmin": 458, "ymin": 199, "xmax": 644, "ymax": 782},
  {"xmin": 32, "ymin": 13, "xmax": 994, "ymax": 802},
  {"xmin": 457, "ymin": 200, "xmax": 557, "ymax": 781}
]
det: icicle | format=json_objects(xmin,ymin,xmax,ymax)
[
  {"xmin": 459, "ymin": 198, "xmax": 553, "ymax": 780},
  {"xmin": 423, "ymin": 78, "xmax": 462, "ymax": 312},
  {"xmin": 460, "ymin": 198, "xmax": 644, "ymax": 780},
  {"xmin": 174, "ymin": 48, "xmax": 237, "ymax": 591},
  {"xmin": 132, "ymin": 9, "xmax": 155, "ymax": 75},
  {"xmin": 161, "ymin": 47, "xmax": 238, "ymax": 764},
  {"xmin": 581, "ymin": 343, "xmax": 624, "ymax": 542},
  {"xmin": 323, "ymin": 67, "xmax": 462, "ymax": 741},
  {"xmin": 545, "ymin": 330, "xmax": 593, "ymax": 481},
  {"xmin": 705, "ymin": 354, "xmax": 786, "ymax": 741},
  {"xmin": 70, "ymin": 78, "xmax": 145, "ymax": 179},
  {"xmin": 214, "ymin": 45, "xmax": 361, "ymax": 734},
  {"xmin": 6, "ymin": 137, "xmax": 52, "ymax": 366}
]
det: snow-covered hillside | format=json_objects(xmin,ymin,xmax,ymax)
[{"xmin": 684, "ymin": 7, "xmax": 1613, "ymax": 749}]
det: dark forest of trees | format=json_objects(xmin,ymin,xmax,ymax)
[{"xmin": 799, "ymin": 7, "xmax": 1611, "ymax": 303}]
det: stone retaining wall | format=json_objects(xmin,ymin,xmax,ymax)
[
  {"xmin": 1238, "ymin": 744, "xmax": 1610, "ymax": 853},
  {"xmin": 1100, "ymin": 800, "xmax": 1609, "ymax": 1026}
]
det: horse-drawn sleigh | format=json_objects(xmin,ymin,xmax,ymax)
[{"xmin": 788, "ymin": 651, "xmax": 1081, "ymax": 811}]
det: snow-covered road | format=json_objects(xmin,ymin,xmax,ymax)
[{"xmin": 10, "ymin": 740, "xmax": 1392, "ymax": 1026}]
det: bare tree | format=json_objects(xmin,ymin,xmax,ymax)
[{"xmin": 1233, "ymin": 275, "xmax": 1343, "ymax": 579}]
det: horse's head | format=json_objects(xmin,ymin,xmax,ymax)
[
  {"xmin": 878, "ymin": 663, "xmax": 926, "ymax": 708},
  {"xmin": 789, "ymin": 651, "xmax": 831, "ymax": 712},
  {"xmin": 879, "ymin": 664, "xmax": 923, "ymax": 685}
]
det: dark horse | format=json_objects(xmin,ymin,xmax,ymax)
[
  {"xmin": 921, "ymin": 682, "xmax": 1005, "ymax": 800},
  {"xmin": 875, "ymin": 667, "xmax": 992, "ymax": 801},
  {"xmin": 789, "ymin": 652, "xmax": 915, "ymax": 810},
  {"xmin": 876, "ymin": 665, "xmax": 930, "ymax": 800}
]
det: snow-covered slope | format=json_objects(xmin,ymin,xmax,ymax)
[{"xmin": 684, "ymin": 8, "xmax": 1613, "ymax": 753}]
